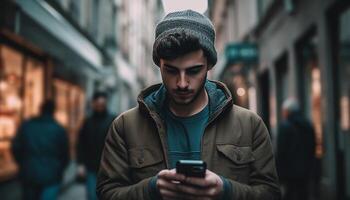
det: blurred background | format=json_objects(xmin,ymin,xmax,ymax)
[{"xmin": 0, "ymin": 0, "xmax": 349, "ymax": 199}]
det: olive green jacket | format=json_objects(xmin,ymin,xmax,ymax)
[{"xmin": 97, "ymin": 80, "xmax": 281, "ymax": 199}]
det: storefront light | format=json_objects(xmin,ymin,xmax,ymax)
[
  {"xmin": 341, "ymin": 96, "xmax": 350, "ymax": 131},
  {"xmin": 0, "ymin": 80, "xmax": 7, "ymax": 91},
  {"xmin": 312, "ymin": 68, "xmax": 321, "ymax": 95},
  {"xmin": 237, "ymin": 87, "xmax": 246, "ymax": 97},
  {"xmin": 7, "ymin": 95, "xmax": 22, "ymax": 109}
]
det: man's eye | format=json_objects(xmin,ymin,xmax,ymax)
[{"xmin": 166, "ymin": 68, "xmax": 177, "ymax": 74}]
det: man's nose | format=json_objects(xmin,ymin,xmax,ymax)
[{"xmin": 177, "ymin": 72, "xmax": 189, "ymax": 89}]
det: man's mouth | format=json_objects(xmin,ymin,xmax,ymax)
[{"xmin": 174, "ymin": 91, "xmax": 192, "ymax": 97}]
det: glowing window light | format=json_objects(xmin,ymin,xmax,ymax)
[
  {"xmin": 161, "ymin": 0, "xmax": 208, "ymax": 14},
  {"xmin": 0, "ymin": 81, "xmax": 8, "ymax": 91},
  {"xmin": 7, "ymin": 95, "xmax": 22, "ymax": 109},
  {"xmin": 237, "ymin": 87, "xmax": 246, "ymax": 97},
  {"xmin": 341, "ymin": 96, "xmax": 350, "ymax": 131}
]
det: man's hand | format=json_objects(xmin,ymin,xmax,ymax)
[{"xmin": 156, "ymin": 169, "xmax": 224, "ymax": 200}]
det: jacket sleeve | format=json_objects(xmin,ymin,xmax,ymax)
[
  {"xmin": 76, "ymin": 119, "xmax": 88, "ymax": 165},
  {"xmin": 59, "ymin": 127, "xmax": 70, "ymax": 169},
  {"xmin": 96, "ymin": 115, "xmax": 154, "ymax": 200},
  {"xmin": 227, "ymin": 117, "xmax": 281, "ymax": 200}
]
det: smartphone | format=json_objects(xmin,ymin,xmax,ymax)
[{"xmin": 176, "ymin": 160, "xmax": 207, "ymax": 178}]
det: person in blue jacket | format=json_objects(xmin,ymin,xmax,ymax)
[{"xmin": 12, "ymin": 100, "xmax": 69, "ymax": 200}]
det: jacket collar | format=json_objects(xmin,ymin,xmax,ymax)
[{"xmin": 137, "ymin": 80, "xmax": 233, "ymax": 121}]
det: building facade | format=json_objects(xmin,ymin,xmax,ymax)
[
  {"xmin": 116, "ymin": 0, "xmax": 163, "ymax": 101},
  {"xmin": 0, "ymin": 0, "xmax": 120, "ymax": 181},
  {"xmin": 210, "ymin": 0, "xmax": 259, "ymax": 114},
  {"xmin": 210, "ymin": 0, "xmax": 350, "ymax": 199}
]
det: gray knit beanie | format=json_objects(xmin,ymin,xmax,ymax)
[{"xmin": 153, "ymin": 9, "xmax": 217, "ymax": 67}]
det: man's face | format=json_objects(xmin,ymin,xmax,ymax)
[
  {"xmin": 92, "ymin": 97, "xmax": 107, "ymax": 113},
  {"xmin": 159, "ymin": 49, "xmax": 209, "ymax": 106}
]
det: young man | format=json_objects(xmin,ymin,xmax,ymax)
[{"xmin": 97, "ymin": 10, "xmax": 281, "ymax": 200}]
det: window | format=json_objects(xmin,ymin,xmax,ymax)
[
  {"xmin": 275, "ymin": 53, "xmax": 289, "ymax": 123},
  {"xmin": 69, "ymin": 0, "xmax": 80, "ymax": 22},
  {"xmin": 53, "ymin": 79, "xmax": 85, "ymax": 157},
  {"xmin": 0, "ymin": 45, "xmax": 24, "ymax": 140},
  {"xmin": 296, "ymin": 28, "xmax": 323, "ymax": 158},
  {"xmin": 0, "ymin": 44, "xmax": 45, "ymax": 181},
  {"xmin": 23, "ymin": 58, "xmax": 45, "ymax": 119},
  {"xmin": 338, "ymin": 8, "xmax": 350, "ymax": 133},
  {"xmin": 257, "ymin": 0, "xmax": 275, "ymax": 18}
]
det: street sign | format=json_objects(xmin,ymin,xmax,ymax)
[{"xmin": 225, "ymin": 43, "xmax": 258, "ymax": 64}]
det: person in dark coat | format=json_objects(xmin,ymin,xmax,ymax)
[
  {"xmin": 12, "ymin": 100, "xmax": 69, "ymax": 200},
  {"xmin": 276, "ymin": 98, "xmax": 316, "ymax": 200},
  {"xmin": 76, "ymin": 92, "xmax": 115, "ymax": 200}
]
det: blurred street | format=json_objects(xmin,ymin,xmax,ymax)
[
  {"xmin": 0, "ymin": 0, "xmax": 350, "ymax": 199},
  {"xmin": 0, "ymin": 162, "xmax": 86, "ymax": 200}
]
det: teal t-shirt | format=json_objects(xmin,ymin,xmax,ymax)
[{"xmin": 163, "ymin": 105, "xmax": 209, "ymax": 168}]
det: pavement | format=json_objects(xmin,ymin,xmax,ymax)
[{"xmin": 0, "ymin": 161, "xmax": 88, "ymax": 200}]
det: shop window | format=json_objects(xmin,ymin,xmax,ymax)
[
  {"xmin": 222, "ymin": 63, "xmax": 250, "ymax": 108},
  {"xmin": 338, "ymin": 8, "xmax": 350, "ymax": 133},
  {"xmin": 296, "ymin": 29, "xmax": 323, "ymax": 158},
  {"xmin": 0, "ymin": 43, "xmax": 46, "ymax": 181},
  {"xmin": 54, "ymin": 79, "xmax": 70, "ymax": 127},
  {"xmin": 23, "ymin": 59, "xmax": 45, "ymax": 119},
  {"xmin": 332, "ymin": 6, "xmax": 350, "ymax": 198},
  {"xmin": 53, "ymin": 79, "xmax": 85, "ymax": 157},
  {"xmin": 0, "ymin": 45, "xmax": 23, "ymax": 140},
  {"xmin": 0, "ymin": 45, "xmax": 23, "ymax": 181},
  {"xmin": 275, "ymin": 53, "xmax": 289, "ymax": 124}
]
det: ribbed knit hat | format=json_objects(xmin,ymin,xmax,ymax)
[{"xmin": 153, "ymin": 9, "xmax": 217, "ymax": 67}]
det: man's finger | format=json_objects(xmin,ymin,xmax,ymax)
[
  {"xmin": 157, "ymin": 178, "xmax": 182, "ymax": 193},
  {"xmin": 158, "ymin": 169, "xmax": 186, "ymax": 182}
]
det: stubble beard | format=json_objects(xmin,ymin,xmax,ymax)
[{"xmin": 170, "ymin": 77, "xmax": 207, "ymax": 107}]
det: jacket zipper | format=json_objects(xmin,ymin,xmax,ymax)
[
  {"xmin": 149, "ymin": 112, "xmax": 170, "ymax": 169},
  {"xmin": 200, "ymin": 99, "xmax": 232, "ymax": 160}
]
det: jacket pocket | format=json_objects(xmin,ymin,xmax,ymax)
[
  {"xmin": 215, "ymin": 144, "xmax": 255, "ymax": 183},
  {"xmin": 129, "ymin": 147, "xmax": 163, "ymax": 168},
  {"xmin": 216, "ymin": 144, "xmax": 255, "ymax": 166},
  {"xmin": 128, "ymin": 147, "xmax": 164, "ymax": 182}
]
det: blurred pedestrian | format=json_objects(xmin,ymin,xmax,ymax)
[
  {"xmin": 76, "ymin": 92, "xmax": 115, "ymax": 200},
  {"xmin": 11, "ymin": 100, "xmax": 69, "ymax": 200},
  {"xmin": 97, "ymin": 9, "xmax": 281, "ymax": 200},
  {"xmin": 276, "ymin": 98, "xmax": 316, "ymax": 200}
]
